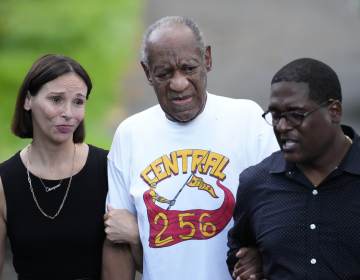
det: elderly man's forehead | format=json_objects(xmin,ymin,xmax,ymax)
[{"xmin": 147, "ymin": 23, "xmax": 196, "ymax": 45}]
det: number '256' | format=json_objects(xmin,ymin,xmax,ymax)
[{"xmin": 154, "ymin": 212, "xmax": 217, "ymax": 246}]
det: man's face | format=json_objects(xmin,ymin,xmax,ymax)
[
  {"xmin": 269, "ymin": 81, "xmax": 336, "ymax": 165},
  {"xmin": 142, "ymin": 24, "xmax": 212, "ymax": 122}
]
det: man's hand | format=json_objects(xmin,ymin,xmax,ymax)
[
  {"xmin": 232, "ymin": 247, "xmax": 264, "ymax": 280},
  {"xmin": 104, "ymin": 206, "xmax": 140, "ymax": 245}
]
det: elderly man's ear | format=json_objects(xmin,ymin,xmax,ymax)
[
  {"xmin": 204, "ymin": 45, "xmax": 212, "ymax": 72},
  {"xmin": 141, "ymin": 62, "xmax": 153, "ymax": 86}
]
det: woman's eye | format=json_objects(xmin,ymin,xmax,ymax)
[
  {"xmin": 74, "ymin": 98, "xmax": 85, "ymax": 106},
  {"xmin": 49, "ymin": 96, "xmax": 62, "ymax": 103}
]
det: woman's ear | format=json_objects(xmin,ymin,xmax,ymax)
[{"xmin": 24, "ymin": 91, "xmax": 32, "ymax": 111}]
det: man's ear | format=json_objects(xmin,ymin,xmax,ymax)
[
  {"xmin": 141, "ymin": 61, "xmax": 153, "ymax": 85},
  {"xmin": 24, "ymin": 91, "xmax": 32, "ymax": 111},
  {"xmin": 328, "ymin": 100, "xmax": 342, "ymax": 124},
  {"xmin": 204, "ymin": 45, "xmax": 212, "ymax": 72}
]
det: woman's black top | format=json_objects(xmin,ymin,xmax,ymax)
[{"xmin": 0, "ymin": 145, "xmax": 108, "ymax": 280}]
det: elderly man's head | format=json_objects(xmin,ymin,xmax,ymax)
[{"xmin": 141, "ymin": 16, "xmax": 212, "ymax": 123}]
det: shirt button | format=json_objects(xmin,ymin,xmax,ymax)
[
  {"xmin": 310, "ymin": 258, "xmax": 317, "ymax": 264},
  {"xmin": 310, "ymin": 224, "xmax": 316, "ymax": 230},
  {"xmin": 312, "ymin": 189, "xmax": 318, "ymax": 195}
]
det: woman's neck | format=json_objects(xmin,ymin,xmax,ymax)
[{"xmin": 25, "ymin": 139, "xmax": 77, "ymax": 180}]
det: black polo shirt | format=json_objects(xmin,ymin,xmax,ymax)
[{"xmin": 227, "ymin": 125, "xmax": 360, "ymax": 280}]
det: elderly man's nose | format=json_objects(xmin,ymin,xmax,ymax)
[{"xmin": 169, "ymin": 72, "xmax": 189, "ymax": 92}]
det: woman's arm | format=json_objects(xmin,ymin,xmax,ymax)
[
  {"xmin": 0, "ymin": 177, "xmax": 8, "ymax": 277},
  {"xmin": 102, "ymin": 239, "xmax": 135, "ymax": 280}
]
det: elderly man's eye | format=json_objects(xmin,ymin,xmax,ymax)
[
  {"xmin": 156, "ymin": 71, "xmax": 171, "ymax": 79},
  {"xmin": 182, "ymin": 65, "xmax": 197, "ymax": 74}
]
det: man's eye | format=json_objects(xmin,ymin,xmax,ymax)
[
  {"xmin": 288, "ymin": 112, "xmax": 305, "ymax": 120},
  {"xmin": 156, "ymin": 72, "xmax": 171, "ymax": 79},
  {"xmin": 182, "ymin": 66, "xmax": 196, "ymax": 73},
  {"xmin": 270, "ymin": 112, "xmax": 281, "ymax": 120}
]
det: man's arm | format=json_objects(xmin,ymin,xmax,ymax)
[
  {"xmin": 227, "ymin": 174, "xmax": 262, "ymax": 279},
  {"xmin": 231, "ymin": 247, "xmax": 263, "ymax": 280},
  {"xmin": 102, "ymin": 240, "xmax": 135, "ymax": 280}
]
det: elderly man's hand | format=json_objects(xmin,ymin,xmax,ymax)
[
  {"xmin": 232, "ymin": 247, "xmax": 264, "ymax": 280},
  {"xmin": 104, "ymin": 206, "xmax": 140, "ymax": 245}
]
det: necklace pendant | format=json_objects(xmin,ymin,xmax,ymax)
[{"xmin": 45, "ymin": 183, "xmax": 61, "ymax": 192}]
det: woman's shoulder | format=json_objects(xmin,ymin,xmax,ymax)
[
  {"xmin": 86, "ymin": 144, "xmax": 109, "ymax": 167},
  {"xmin": 0, "ymin": 152, "xmax": 22, "ymax": 176},
  {"xmin": 87, "ymin": 144, "xmax": 109, "ymax": 157}
]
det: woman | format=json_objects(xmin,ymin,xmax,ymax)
[{"xmin": 0, "ymin": 54, "xmax": 108, "ymax": 279}]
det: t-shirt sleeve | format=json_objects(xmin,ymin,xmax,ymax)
[
  {"xmin": 256, "ymin": 113, "xmax": 279, "ymax": 163},
  {"xmin": 106, "ymin": 158, "xmax": 135, "ymax": 214},
  {"xmin": 246, "ymin": 100, "xmax": 279, "ymax": 164},
  {"xmin": 106, "ymin": 124, "xmax": 136, "ymax": 214}
]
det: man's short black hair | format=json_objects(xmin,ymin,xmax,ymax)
[{"xmin": 271, "ymin": 58, "xmax": 342, "ymax": 103}]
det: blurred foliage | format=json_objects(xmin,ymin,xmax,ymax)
[{"xmin": 0, "ymin": 0, "xmax": 143, "ymax": 161}]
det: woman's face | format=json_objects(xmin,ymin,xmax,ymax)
[{"xmin": 24, "ymin": 72, "xmax": 88, "ymax": 144}]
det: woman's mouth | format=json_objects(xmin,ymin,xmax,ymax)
[{"xmin": 56, "ymin": 125, "xmax": 73, "ymax": 134}]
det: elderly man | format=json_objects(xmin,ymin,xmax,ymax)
[
  {"xmin": 227, "ymin": 58, "xmax": 360, "ymax": 279},
  {"xmin": 103, "ymin": 16, "xmax": 277, "ymax": 280}
]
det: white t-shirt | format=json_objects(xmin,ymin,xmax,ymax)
[{"xmin": 107, "ymin": 93, "xmax": 278, "ymax": 280}]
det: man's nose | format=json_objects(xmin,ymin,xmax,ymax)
[
  {"xmin": 169, "ymin": 71, "xmax": 189, "ymax": 92},
  {"xmin": 275, "ymin": 116, "xmax": 292, "ymax": 132}
]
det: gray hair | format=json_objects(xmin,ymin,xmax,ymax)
[{"xmin": 140, "ymin": 16, "xmax": 206, "ymax": 66}]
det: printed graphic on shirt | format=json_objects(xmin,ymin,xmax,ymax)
[{"xmin": 141, "ymin": 149, "xmax": 235, "ymax": 248}]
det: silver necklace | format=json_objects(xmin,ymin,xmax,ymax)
[
  {"xmin": 26, "ymin": 144, "xmax": 76, "ymax": 220},
  {"xmin": 38, "ymin": 177, "xmax": 63, "ymax": 192}
]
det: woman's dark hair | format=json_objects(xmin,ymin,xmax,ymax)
[{"xmin": 12, "ymin": 54, "xmax": 92, "ymax": 143}]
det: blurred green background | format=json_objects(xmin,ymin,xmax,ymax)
[{"xmin": 0, "ymin": 0, "xmax": 143, "ymax": 161}]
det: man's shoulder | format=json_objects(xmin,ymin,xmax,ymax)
[
  {"xmin": 115, "ymin": 104, "xmax": 162, "ymax": 131},
  {"xmin": 208, "ymin": 93, "xmax": 261, "ymax": 109},
  {"xmin": 240, "ymin": 150, "xmax": 282, "ymax": 180}
]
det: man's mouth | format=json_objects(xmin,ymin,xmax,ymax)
[
  {"xmin": 171, "ymin": 95, "xmax": 193, "ymax": 105},
  {"xmin": 281, "ymin": 139, "xmax": 298, "ymax": 152}
]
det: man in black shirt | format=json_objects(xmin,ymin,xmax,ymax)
[{"xmin": 227, "ymin": 58, "xmax": 360, "ymax": 279}]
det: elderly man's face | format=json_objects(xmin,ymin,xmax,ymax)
[
  {"xmin": 142, "ymin": 24, "xmax": 212, "ymax": 122},
  {"xmin": 269, "ymin": 81, "xmax": 338, "ymax": 165}
]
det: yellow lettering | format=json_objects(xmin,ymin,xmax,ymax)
[
  {"xmin": 191, "ymin": 149, "xmax": 208, "ymax": 174},
  {"xmin": 212, "ymin": 156, "xmax": 229, "ymax": 180},
  {"xmin": 141, "ymin": 165, "xmax": 158, "ymax": 186},
  {"xmin": 162, "ymin": 151, "xmax": 179, "ymax": 177},
  {"xmin": 203, "ymin": 152, "xmax": 224, "ymax": 175},
  {"xmin": 150, "ymin": 157, "xmax": 168, "ymax": 182},
  {"xmin": 176, "ymin": 149, "xmax": 192, "ymax": 174}
]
